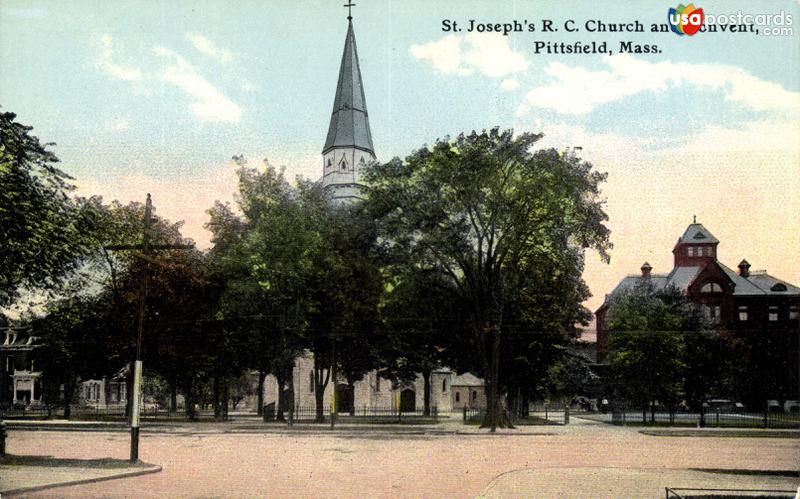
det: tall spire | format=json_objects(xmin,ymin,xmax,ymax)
[{"xmin": 322, "ymin": 19, "xmax": 374, "ymax": 156}]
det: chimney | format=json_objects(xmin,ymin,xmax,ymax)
[
  {"xmin": 738, "ymin": 259, "xmax": 751, "ymax": 277},
  {"xmin": 641, "ymin": 262, "xmax": 652, "ymax": 278}
]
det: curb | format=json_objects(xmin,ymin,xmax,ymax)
[{"xmin": 1, "ymin": 463, "xmax": 162, "ymax": 497}]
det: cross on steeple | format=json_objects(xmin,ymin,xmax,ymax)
[{"xmin": 344, "ymin": 1, "xmax": 355, "ymax": 20}]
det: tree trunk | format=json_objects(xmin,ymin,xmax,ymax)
[
  {"xmin": 257, "ymin": 370, "xmax": 266, "ymax": 416},
  {"xmin": 169, "ymin": 375, "xmax": 178, "ymax": 413},
  {"xmin": 276, "ymin": 370, "xmax": 286, "ymax": 422},
  {"xmin": 480, "ymin": 326, "xmax": 504, "ymax": 430},
  {"xmin": 213, "ymin": 376, "xmax": 222, "ymax": 421},
  {"xmin": 313, "ymin": 357, "xmax": 330, "ymax": 423},
  {"xmin": 287, "ymin": 367, "xmax": 295, "ymax": 415},
  {"xmin": 314, "ymin": 384, "xmax": 326, "ymax": 423},
  {"xmin": 222, "ymin": 381, "xmax": 229, "ymax": 421},
  {"xmin": 349, "ymin": 382, "xmax": 356, "ymax": 417},
  {"xmin": 184, "ymin": 378, "xmax": 196, "ymax": 420},
  {"xmin": 422, "ymin": 369, "xmax": 432, "ymax": 416},
  {"xmin": 63, "ymin": 376, "xmax": 75, "ymax": 420}
]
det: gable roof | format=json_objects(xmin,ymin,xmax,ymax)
[
  {"xmin": 678, "ymin": 223, "xmax": 719, "ymax": 244},
  {"xmin": 322, "ymin": 20, "xmax": 375, "ymax": 155}
]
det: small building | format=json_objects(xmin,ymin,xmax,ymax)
[
  {"xmin": 77, "ymin": 372, "xmax": 128, "ymax": 409},
  {"xmin": 450, "ymin": 373, "xmax": 486, "ymax": 410},
  {"xmin": 1, "ymin": 320, "xmax": 44, "ymax": 408}
]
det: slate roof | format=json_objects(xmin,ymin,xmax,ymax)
[
  {"xmin": 451, "ymin": 373, "xmax": 484, "ymax": 387},
  {"xmin": 666, "ymin": 266, "xmax": 702, "ymax": 291},
  {"xmin": 745, "ymin": 272, "xmax": 800, "ymax": 295},
  {"xmin": 599, "ymin": 222, "xmax": 799, "ymax": 311},
  {"xmin": 718, "ymin": 263, "xmax": 770, "ymax": 295},
  {"xmin": 323, "ymin": 20, "xmax": 374, "ymax": 155},
  {"xmin": 678, "ymin": 223, "xmax": 719, "ymax": 244}
]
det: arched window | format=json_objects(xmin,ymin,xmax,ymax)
[
  {"xmin": 771, "ymin": 283, "xmax": 787, "ymax": 292},
  {"xmin": 339, "ymin": 156, "xmax": 348, "ymax": 170},
  {"xmin": 326, "ymin": 158, "xmax": 332, "ymax": 168},
  {"xmin": 700, "ymin": 282, "xmax": 722, "ymax": 293},
  {"xmin": 442, "ymin": 379, "xmax": 447, "ymax": 393},
  {"xmin": 472, "ymin": 390, "xmax": 477, "ymax": 401}
]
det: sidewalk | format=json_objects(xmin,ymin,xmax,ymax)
[
  {"xmin": 477, "ymin": 467, "xmax": 800, "ymax": 498},
  {"xmin": 0, "ymin": 455, "xmax": 161, "ymax": 497},
  {"xmin": 3, "ymin": 415, "xmax": 561, "ymax": 436}
]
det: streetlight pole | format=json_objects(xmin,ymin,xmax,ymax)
[{"xmin": 105, "ymin": 194, "xmax": 193, "ymax": 462}]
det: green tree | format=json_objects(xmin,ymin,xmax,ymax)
[
  {"xmin": 381, "ymin": 270, "xmax": 461, "ymax": 416},
  {"xmin": 364, "ymin": 128, "xmax": 611, "ymax": 430},
  {"xmin": 1, "ymin": 110, "xmax": 96, "ymax": 306},
  {"xmin": 606, "ymin": 283, "xmax": 706, "ymax": 421},
  {"xmin": 31, "ymin": 296, "xmax": 113, "ymax": 418}
]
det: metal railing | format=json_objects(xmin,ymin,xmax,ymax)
[
  {"xmin": 665, "ymin": 486, "xmax": 797, "ymax": 498},
  {"xmin": 263, "ymin": 405, "xmax": 442, "ymax": 424},
  {"xmin": 611, "ymin": 405, "xmax": 800, "ymax": 429},
  {"xmin": 462, "ymin": 403, "xmax": 569, "ymax": 425}
]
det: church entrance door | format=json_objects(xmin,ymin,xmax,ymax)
[
  {"xmin": 335, "ymin": 384, "xmax": 354, "ymax": 414},
  {"xmin": 400, "ymin": 388, "xmax": 416, "ymax": 412}
]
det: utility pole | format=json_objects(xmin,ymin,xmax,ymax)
[{"xmin": 105, "ymin": 194, "xmax": 193, "ymax": 462}]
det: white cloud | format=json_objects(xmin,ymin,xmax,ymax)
[
  {"xmin": 154, "ymin": 46, "xmax": 242, "ymax": 123},
  {"xmin": 410, "ymin": 33, "xmax": 528, "ymax": 78},
  {"xmin": 533, "ymin": 118, "xmax": 800, "ymax": 314},
  {"xmin": 111, "ymin": 118, "xmax": 129, "ymax": 131},
  {"xmin": 97, "ymin": 34, "xmax": 143, "ymax": 81},
  {"xmin": 524, "ymin": 54, "xmax": 800, "ymax": 115},
  {"xmin": 241, "ymin": 79, "xmax": 259, "ymax": 93},
  {"xmin": 185, "ymin": 32, "xmax": 233, "ymax": 65},
  {"xmin": 500, "ymin": 79, "xmax": 519, "ymax": 92}
]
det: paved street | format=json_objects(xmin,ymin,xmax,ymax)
[{"xmin": 4, "ymin": 417, "xmax": 798, "ymax": 497}]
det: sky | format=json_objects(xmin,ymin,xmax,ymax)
[{"xmin": 2, "ymin": 0, "xmax": 799, "ymax": 317}]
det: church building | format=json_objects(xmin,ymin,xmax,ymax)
[{"xmin": 259, "ymin": 12, "xmax": 485, "ymax": 416}]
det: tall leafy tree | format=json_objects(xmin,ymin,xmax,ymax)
[
  {"xmin": 1, "ymin": 110, "xmax": 96, "ymax": 306},
  {"xmin": 364, "ymin": 128, "xmax": 611, "ymax": 430},
  {"xmin": 606, "ymin": 282, "xmax": 707, "ymax": 420}
]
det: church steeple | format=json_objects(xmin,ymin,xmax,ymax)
[{"xmin": 321, "ymin": 13, "xmax": 375, "ymax": 203}]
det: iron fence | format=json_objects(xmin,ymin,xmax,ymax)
[
  {"xmin": 0, "ymin": 405, "xmax": 210, "ymax": 421},
  {"xmin": 463, "ymin": 403, "xmax": 569, "ymax": 425},
  {"xmin": 266, "ymin": 405, "xmax": 442, "ymax": 424},
  {"xmin": 611, "ymin": 405, "xmax": 800, "ymax": 429}
]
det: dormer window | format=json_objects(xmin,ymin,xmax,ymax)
[
  {"xmin": 700, "ymin": 282, "xmax": 723, "ymax": 293},
  {"xmin": 771, "ymin": 283, "xmax": 787, "ymax": 292}
]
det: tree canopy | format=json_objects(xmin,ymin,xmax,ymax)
[
  {"xmin": 364, "ymin": 128, "xmax": 611, "ymax": 429},
  {"xmin": 0, "ymin": 110, "xmax": 96, "ymax": 306}
]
